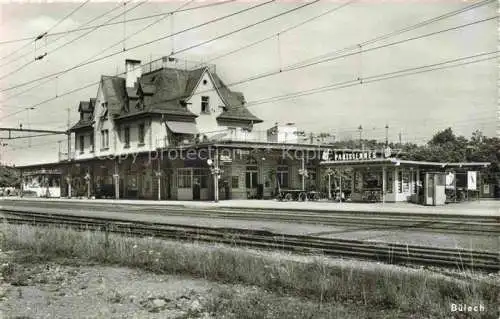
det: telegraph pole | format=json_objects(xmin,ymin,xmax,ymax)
[
  {"xmin": 301, "ymin": 153, "xmax": 305, "ymax": 191},
  {"xmin": 398, "ymin": 131, "xmax": 402, "ymax": 146},
  {"xmin": 66, "ymin": 108, "xmax": 71, "ymax": 160},
  {"xmin": 358, "ymin": 125, "xmax": 363, "ymax": 149},
  {"xmin": 385, "ymin": 124, "xmax": 389, "ymax": 147}
]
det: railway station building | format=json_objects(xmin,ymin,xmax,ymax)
[
  {"xmin": 319, "ymin": 149, "xmax": 490, "ymax": 205},
  {"xmin": 17, "ymin": 57, "xmax": 492, "ymax": 204}
]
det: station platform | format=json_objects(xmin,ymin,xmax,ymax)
[{"xmin": 2, "ymin": 196, "xmax": 498, "ymax": 216}]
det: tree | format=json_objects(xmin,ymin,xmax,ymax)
[
  {"xmin": 0, "ymin": 165, "xmax": 21, "ymax": 188},
  {"xmin": 429, "ymin": 127, "xmax": 456, "ymax": 146}
]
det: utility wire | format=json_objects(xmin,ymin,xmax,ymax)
[
  {"xmin": 0, "ymin": 0, "xmax": 277, "ymax": 93},
  {"xmin": 0, "ymin": 14, "xmax": 493, "ymax": 122},
  {"xmin": 244, "ymin": 51, "xmax": 498, "ymax": 108},
  {"xmin": 0, "ymin": 0, "xmax": 240, "ymax": 46},
  {"xmin": 235, "ymin": 16, "xmax": 497, "ymax": 90},
  {"xmin": 1, "ymin": 0, "xmax": 488, "ymax": 93},
  {"xmin": 202, "ymin": 0, "xmax": 358, "ymax": 65},
  {"xmin": 289, "ymin": 0, "xmax": 495, "ymax": 68},
  {"xmin": 2, "ymin": 0, "xmax": 231, "ymax": 103},
  {"xmin": 0, "ymin": 0, "xmax": 148, "ymax": 80},
  {"xmin": 0, "ymin": 0, "xmax": 91, "ymax": 62},
  {"xmin": 0, "ymin": 1, "xmax": 125, "ymax": 66}
]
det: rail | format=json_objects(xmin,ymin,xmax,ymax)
[{"xmin": 1, "ymin": 209, "xmax": 498, "ymax": 272}]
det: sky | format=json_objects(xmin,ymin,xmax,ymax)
[{"xmin": 0, "ymin": 0, "xmax": 497, "ymax": 166}]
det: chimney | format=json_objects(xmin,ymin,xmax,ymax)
[{"xmin": 125, "ymin": 59, "xmax": 142, "ymax": 88}]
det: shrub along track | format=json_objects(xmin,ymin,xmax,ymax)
[{"xmin": 1, "ymin": 209, "xmax": 498, "ymax": 272}]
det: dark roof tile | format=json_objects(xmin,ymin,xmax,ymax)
[
  {"xmin": 98, "ymin": 63, "xmax": 261, "ymax": 123},
  {"xmin": 69, "ymin": 119, "xmax": 93, "ymax": 131}
]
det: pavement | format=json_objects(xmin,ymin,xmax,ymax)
[{"xmin": 1, "ymin": 196, "xmax": 499, "ymax": 216}]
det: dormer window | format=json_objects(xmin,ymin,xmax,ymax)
[
  {"xmin": 201, "ymin": 96, "xmax": 210, "ymax": 113},
  {"xmin": 101, "ymin": 102, "xmax": 108, "ymax": 120}
]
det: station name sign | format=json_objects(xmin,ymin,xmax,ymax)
[{"xmin": 321, "ymin": 150, "xmax": 379, "ymax": 161}]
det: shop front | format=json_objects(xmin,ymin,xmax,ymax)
[{"xmin": 320, "ymin": 148, "xmax": 489, "ymax": 205}]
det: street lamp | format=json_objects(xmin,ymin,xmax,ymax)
[
  {"xmin": 207, "ymin": 156, "xmax": 223, "ymax": 202},
  {"xmin": 325, "ymin": 168, "xmax": 334, "ymax": 200},
  {"xmin": 84, "ymin": 172, "xmax": 91, "ymax": 199}
]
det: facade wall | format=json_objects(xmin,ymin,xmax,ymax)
[
  {"xmin": 74, "ymin": 129, "xmax": 95, "ymax": 160},
  {"xmin": 93, "ymin": 86, "xmax": 118, "ymax": 158},
  {"xmin": 186, "ymin": 71, "xmax": 226, "ymax": 138}
]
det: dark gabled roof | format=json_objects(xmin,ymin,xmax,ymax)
[
  {"xmin": 100, "ymin": 63, "xmax": 262, "ymax": 123},
  {"xmin": 78, "ymin": 101, "xmax": 93, "ymax": 113},
  {"xmin": 210, "ymin": 73, "xmax": 262, "ymax": 123},
  {"xmin": 69, "ymin": 119, "xmax": 93, "ymax": 132}
]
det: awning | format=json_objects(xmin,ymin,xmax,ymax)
[{"xmin": 165, "ymin": 121, "xmax": 198, "ymax": 134}]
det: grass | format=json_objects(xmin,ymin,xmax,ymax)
[{"xmin": 1, "ymin": 223, "xmax": 498, "ymax": 318}]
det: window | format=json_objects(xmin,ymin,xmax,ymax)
[
  {"xmin": 201, "ymin": 96, "xmax": 210, "ymax": 113},
  {"xmin": 306, "ymin": 167, "xmax": 316, "ymax": 190},
  {"xmin": 387, "ymin": 170, "xmax": 393, "ymax": 193},
  {"xmin": 90, "ymin": 132, "xmax": 94, "ymax": 152},
  {"xmin": 231, "ymin": 176, "xmax": 239, "ymax": 188},
  {"xmin": 245, "ymin": 165, "xmax": 258, "ymax": 188},
  {"xmin": 138, "ymin": 123, "xmax": 145, "ymax": 146},
  {"xmin": 178, "ymin": 169, "xmax": 192, "ymax": 188},
  {"xmin": 397, "ymin": 171, "xmax": 403, "ymax": 193},
  {"xmin": 402, "ymin": 171, "xmax": 410, "ymax": 193},
  {"xmin": 276, "ymin": 165, "xmax": 289, "ymax": 188},
  {"xmin": 79, "ymin": 135, "xmax": 84, "ymax": 153},
  {"xmin": 101, "ymin": 129, "xmax": 109, "ymax": 149},
  {"xmin": 124, "ymin": 126, "xmax": 130, "ymax": 148},
  {"xmin": 101, "ymin": 102, "xmax": 108, "ymax": 120}
]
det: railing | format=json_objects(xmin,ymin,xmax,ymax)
[
  {"xmin": 154, "ymin": 130, "xmax": 336, "ymax": 149},
  {"xmin": 142, "ymin": 56, "xmax": 216, "ymax": 74}
]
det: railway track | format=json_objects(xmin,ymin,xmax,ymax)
[
  {"xmin": 1, "ymin": 209, "xmax": 498, "ymax": 272},
  {"xmin": 2, "ymin": 201, "xmax": 499, "ymax": 235}
]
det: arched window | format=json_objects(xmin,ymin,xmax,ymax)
[{"xmin": 246, "ymin": 157, "xmax": 258, "ymax": 165}]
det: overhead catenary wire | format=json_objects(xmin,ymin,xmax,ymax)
[
  {"xmin": 0, "ymin": 0, "xmax": 277, "ymax": 94},
  {"xmin": 0, "ymin": 2, "xmax": 126, "ymax": 79},
  {"xmin": 244, "ymin": 51, "xmax": 498, "ymax": 108},
  {"xmin": 201, "ymin": 0, "xmax": 357, "ymax": 66},
  {"xmin": 0, "ymin": 0, "xmax": 149, "ymax": 81},
  {"xmin": 0, "ymin": 0, "xmax": 239, "ymax": 46},
  {"xmin": 2, "ymin": 2, "xmax": 492, "ymax": 101},
  {"xmin": 1, "ymin": 0, "xmax": 231, "ymax": 104},
  {"xmin": 288, "ymin": 0, "xmax": 496, "ymax": 69},
  {"xmin": 0, "ymin": 0, "xmax": 91, "ymax": 62},
  {"xmin": 0, "ymin": 14, "xmax": 494, "ymax": 123}
]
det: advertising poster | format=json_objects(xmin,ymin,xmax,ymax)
[
  {"xmin": 467, "ymin": 171, "xmax": 477, "ymax": 190},
  {"xmin": 445, "ymin": 172, "xmax": 455, "ymax": 189}
]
